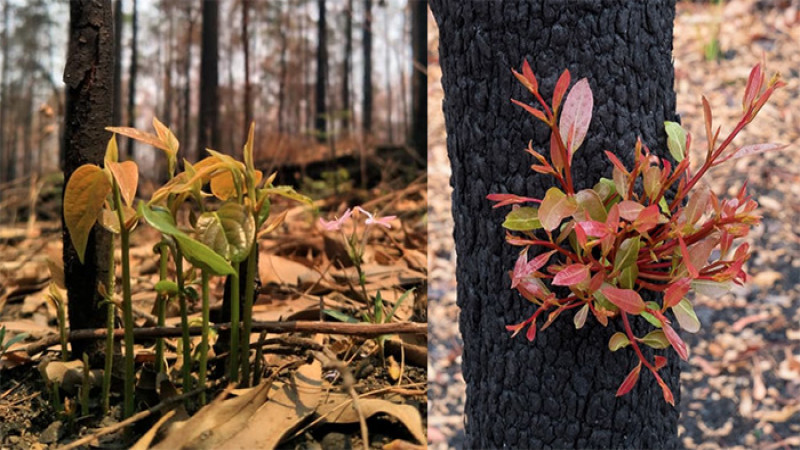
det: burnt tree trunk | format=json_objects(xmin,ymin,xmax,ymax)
[
  {"xmin": 111, "ymin": 0, "xmax": 122, "ymax": 128},
  {"xmin": 62, "ymin": 0, "xmax": 113, "ymax": 359},
  {"xmin": 361, "ymin": 0, "xmax": 372, "ymax": 135},
  {"xmin": 431, "ymin": 1, "xmax": 681, "ymax": 448},
  {"xmin": 197, "ymin": 0, "xmax": 219, "ymax": 153},
  {"xmin": 409, "ymin": 0, "xmax": 426, "ymax": 165},
  {"xmin": 314, "ymin": 0, "xmax": 327, "ymax": 143},
  {"xmin": 241, "ymin": 0, "xmax": 252, "ymax": 140},
  {"xmin": 341, "ymin": 0, "xmax": 353, "ymax": 134},
  {"xmin": 126, "ymin": 0, "xmax": 137, "ymax": 159}
]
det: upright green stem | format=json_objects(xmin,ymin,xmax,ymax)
[
  {"xmin": 176, "ymin": 248, "xmax": 192, "ymax": 392},
  {"xmin": 199, "ymin": 270, "xmax": 210, "ymax": 404},
  {"xmin": 229, "ymin": 270, "xmax": 240, "ymax": 383},
  {"xmin": 113, "ymin": 185, "xmax": 135, "ymax": 419},
  {"xmin": 156, "ymin": 245, "xmax": 168, "ymax": 374},
  {"xmin": 240, "ymin": 244, "xmax": 257, "ymax": 386},
  {"xmin": 102, "ymin": 234, "xmax": 115, "ymax": 413}
]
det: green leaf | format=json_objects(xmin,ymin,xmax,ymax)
[
  {"xmin": 641, "ymin": 310, "xmax": 663, "ymax": 328},
  {"xmin": 640, "ymin": 330, "xmax": 670, "ymax": 349},
  {"xmin": 154, "ymin": 280, "xmax": 179, "ymax": 296},
  {"xmin": 574, "ymin": 189, "xmax": 607, "ymax": 221},
  {"xmin": 594, "ymin": 178, "xmax": 617, "ymax": 201},
  {"xmin": 323, "ymin": 309, "xmax": 359, "ymax": 324},
  {"xmin": 619, "ymin": 265, "xmax": 638, "ymax": 290},
  {"xmin": 538, "ymin": 187, "xmax": 577, "ymax": 232},
  {"xmin": 672, "ymin": 299, "xmax": 701, "ymax": 333},
  {"xmin": 502, "ymin": 207, "xmax": 542, "ymax": 231},
  {"xmin": 3, "ymin": 332, "xmax": 28, "ymax": 349},
  {"xmin": 665, "ymin": 121, "xmax": 687, "ymax": 162},
  {"xmin": 608, "ymin": 332, "xmax": 630, "ymax": 351},
  {"xmin": 64, "ymin": 164, "xmax": 113, "ymax": 263},
  {"xmin": 614, "ymin": 236, "xmax": 640, "ymax": 273},
  {"xmin": 387, "ymin": 288, "xmax": 415, "ymax": 322},
  {"xmin": 691, "ymin": 279, "xmax": 732, "ymax": 297},
  {"xmin": 138, "ymin": 202, "xmax": 235, "ymax": 276},
  {"xmin": 196, "ymin": 202, "xmax": 256, "ymax": 263},
  {"xmin": 261, "ymin": 186, "xmax": 314, "ymax": 206}
]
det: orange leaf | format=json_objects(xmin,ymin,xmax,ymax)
[
  {"xmin": 663, "ymin": 323, "xmax": 689, "ymax": 361},
  {"xmin": 552, "ymin": 69, "xmax": 571, "ymax": 112},
  {"xmin": 105, "ymin": 126, "xmax": 168, "ymax": 151},
  {"xmin": 106, "ymin": 160, "xmax": 139, "ymax": 207},
  {"xmin": 616, "ymin": 362, "xmax": 641, "ymax": 397},
  {"xmin": 64, "ymin": 165, "xmax": 112, "ymax": 263}
]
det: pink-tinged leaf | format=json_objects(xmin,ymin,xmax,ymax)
[
  {"xmin": 574, "ymin": 222, "xmax": 587, "ymax": 247},
  {"xmin": 522, "ymin": 59, "xmax": 538, "ymax": 92},
  {"xmin": 663, "ymin": 323, "xmax": 689, "ymax": 360},
  {"xmin": 616, "ymin": 362, "xmax": 642, "ymax": 397},
  {"xmin": 506, "ymin": 322, "xmax": 526, "ymax": 338},
  {"xmin": 552, "ymin": 264, "xmax": 590, "ymax": 286},
  {"xmin": 633, "ymin": 205, "xmax": 660, "ymax": 234},
  {"xmin": 731, "ymin": 143, "xmax": 786, "ymax": 160},
  {"xmin": 658, "ymin": 378, "xmax": 675, "ymax": 406},
  {"xmin": 559, "ymin": 78, "xmax": 593, "ymax": 155},
  {"xmin": 606, "ymin": 203, "xmax": 620, "ymax": 230},
  {"xmin": 487, "ymin": 193, "xmax": 541, "ymax": 209},
  {"xmin": 743, "ymin": 64, "xmax": 763, "ymax": 110},
  {"xmin": 684, "ymin": 185, "xmax": 710, "ymax": 226},
  {"xmin": 589, "ymin": 272, "xmax": 605, "ymax": 292},
  {"xmin": 538, "ymin": 187, "xmax": 577, "ymax": 231},
  {"xmin": 573, "ymin": 303, "xmax": 589, "ymax": 329},
  {"xmin": 604, "ymin": 151, "xmax": 628, "ymax": 174},
  {"xmin": 702, "ymin": 96, "xmax": 713, "ymax": 150},
  {"xmin": 618, "ymin": 200, "xmax": 644, "ymax": 222},
  {"xmin": 552, "ymin": 69, "xmax": 571, "ymax": 112},
  {"xmin": 511, "ymin": 99, "xmax": 548, "ymax": 123},
  {"xmin": 654, "ymin": 355, "xmax": 668, "ymax": 371},
  {"xmin": 672, "ymin": 299, "xmax": 701, "ymax": 333},
  {"xmin": 549, "ymin": 134, "xmax": 564, "ymax": 172},
  {"xmin": 526, "ymin": 321, "xmax": 537, "ymax": 341},
  {"xmin": 577, "ymin": 221, "xmax": 608, "ymax": 238},
  {"xmin": 600, "ymin": 286, "xmax": 646, "ymax": 315},
  {"xmin": 678, "ymin": 237, "xmax": 699, "ymax": 279},
  {"xmin": 511, "ymin": 250, "xmax": 531, "ymax": 289},
  {"xmin": 528, "ymin": 249, "xmax": 558, "ymax": 273},
  {"xmin": 664, "ymin": 277, "xmax": 691, "ymax": 308}
]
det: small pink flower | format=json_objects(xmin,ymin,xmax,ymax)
[
  {"xmin": 319, "ymin": 208, "xmax": 352, "ymax": 231},
  {"xmin": 356, "ymin": 206, "xmax": 396, "ymax": 229}
]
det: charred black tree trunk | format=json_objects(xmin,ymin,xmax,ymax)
[
  {"xmin": 126, "ymin": 0, "xmax": 137, "ymax": 159},
  {"xmin": 111, "ymin": 0, "xmax": 122, "ymax": 128},
  {"xmin": 197, "ymin": 0, "xmax": 219, "ymax": 153},
  {"xmin": 431, "ymin": 1, "xmax": 681, "ymax": 448},
  {"xmin": 241, "ymin": 0, "xmax": 252, "ymax": 140},
  {"xmin": 361, "ymin": 0, "xmax": 372, "ymax": 135},
  {"xmin": 314, "ymin": 0, "xmax": 327, "ymax": 143},
  {"xmin": 409, "ymin": 0, "xmax": 426, "ymax": 166},
  {"xmin": 341, "ymin": 0, "xmax": 353, "ymax": 134},
  {"xmin": 62, "ymin": 0, "xmax": 113, "ymax": 359}
]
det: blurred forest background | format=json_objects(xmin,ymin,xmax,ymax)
[{"xmin": 0, "ymin": 0, "xmax": 426, "ymax": 219}]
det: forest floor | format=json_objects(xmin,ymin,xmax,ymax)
[
  {"xmin": 429, "ymin": 1, "xmax": 800, "ymax": 448},
  {"xmin": 0, "ymin": 159, "xmax": 427, "ymax": 448}
]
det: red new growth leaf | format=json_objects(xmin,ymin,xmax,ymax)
[
  {"xmin": 664, "ymin": 277, "xmax": 691, "ymax": 309},
  {"xmin": 730, "ymin": 143, "xmax": 786, "ymax": 160},
  {"xmin": 552, "ymin": 264, "xmax": 590, "ymax": 286},
  {"xmin": 743, "ymin": 64, "xmax": 764, "ymax": 110},
  {"xmin": 511, "ymin": 99, "xmax": 548, "ymax": 123},
  {"xmin": 654, "ymin": 355, "xmax": 668, "ymax": 371},
  {"xmin": 552, "ymin": 69, "xmax": 571, "ymax": 112},
  {"xmin": 663, "ymin": 323, "xmax": 689, "ymax": 361},
  {"xmin": 526, "ymin": 322, "xmax": 537, "ymax": 341},
  {"xmin": 576, "ymin": 221, "xmax": 608, "ymax": 238},
  {"xmin": 657, "ymin": 378, "xmax": 675, "ymax": 406},
  {"xmin": 487, "ymin": 193, "xmax": 541, "ymax": 208},
  {"xmin": 679, "ymin": 236, "xmax": 699, "ymax": 278},
  {"xmin": 616, "ymin": 362, "xmax": 642, "ymax": 397},
  {"xmin": 512, "ymin": 60, "xmax": 538, "ymax": 94},
  {"xmin": 600, "ymin": 286, "xmax": 646, "ymax": 315},
  {"xmin": 633, "ymin": 205, "xmax": 660, "ymax": 234},
  {"xmin": 618, "ymin": 200, "xmax": 644, "ymax": 222},
  {"xmin": 559, "ymin": 78, "xmax": 593, "ymax": 156}
]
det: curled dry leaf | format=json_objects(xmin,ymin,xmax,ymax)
[{"xmin": 316, "ymin": 393, "xmax": 426, "ymax": 444}]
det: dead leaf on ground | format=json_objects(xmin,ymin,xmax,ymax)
[{"xmin": 317, "ymin": 393, "xmax": 426, "ymax": 444}]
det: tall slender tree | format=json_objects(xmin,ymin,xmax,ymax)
[
  {"xmin": 0, "ymin": 0, "xmax": 9, "ymax": 186},
  {"xmin": 315, "ymin": 0, "xmax": 327, "ymax": 143},
  {"xmin": 362, "ymin": 0, "xmax": 372, "ymax": 135},
  {"xmin": 126, "ymin": 0, "xmax": 137, "ymax": 159},
  {"xmin": 181, "ymin": 2, "xmax": 195, "ymax": 161},
  {"xmin": 341, "ymin": 0, "xmax": 353, "ymax": 134},
  {"xmin": 410, "ymin": 0, "xmax": 426, "ymax": 164},
  {"xmin": 242, "ymin": 0, "xmax": 252, "ymax": 140},
  {"xmin": 197, "ymin": 0, "xmax": 219, "ymax": 153},
  {"xmin": 432, "ymin": 1, "xmax": 681, "ymax": 447},
  {"xmin": 112, "ymin": 0, "xmax": 122, "ymax": 128},
  {"xmin": 62, "ymin": 0, "xmax": 114, "ymax": 359}
]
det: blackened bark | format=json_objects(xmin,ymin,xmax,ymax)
[
  {"xmin": 315, "ymin": 0, "xmax": 327, "ymax": 143},
  {"xmin": 431, "ymin": 1, "xmax": 681, "ymax": 448},
  {"xmin": 341, "ymin": 0, "xmax": 353, "ymax": 133},
  {"xmin": 197, "ymin": 0, "xmax": 219, "ymax": 153},
  {"xmin": 410, "ymin": 0, "xmax": 426, "ymax": 165},
  {"xmin": 361, "ymin": 0, "xmax": 372, "ymax": 135},
  {"xmin": 112, "ymin": 0, "xmax": 122, "ymax": 128},
  {"xmin": 62, "ymin": 0, "xmax": 113, "ymax": 359},
  {"xmin": 126, "ymin": 0, "xmax": 137, "ymax": 160},
  {"xmin": 242, "ymin": 0, "xmax": 252, "ymax": 141}
]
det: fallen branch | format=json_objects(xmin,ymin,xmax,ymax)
[{"xmin": 18, "ymin": 321, "xmax": 427, "ymax": 358}]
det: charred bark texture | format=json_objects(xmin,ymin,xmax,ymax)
[
  {"xmin": 410, "ymin": 0, "xmax": 427, "ymax": 165},
  {"xmin": 197, "ymin": 0, "xmax": 219, "ymax": 153},
  {"xmin": 315, "ymin": 0, "xmax": 327, "ymax": 143},
  {"xmin": 62, "ymin": 0, "xmax": 113, "ymax": 358},
  {"xmin": 431, "ymin": 1, "xmax": 680, "ymax": 448}
]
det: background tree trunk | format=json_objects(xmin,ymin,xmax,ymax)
[
  {"xmin": 431, "ymin": 1, "xmax": 681, "ymax": 448},
  {"xmin": 126, "ymin": 0, "xmax": 137, "ymax": 159},
  {"xmin": 62, "ymin": 0, "xmax": 113, "ymax": 359},
  {"xmin": 112, "ymin": 0, "xmax": 122, "ymax": 128},
  {"xmin": 361, "ymin": 0, "xmax": 372, "ymax": 135},
  {"xmin": 409, "ymin": 0, "xmax": 426, "ymax": 164},
  {"xmin": 341, "ymin": 0, "xmax": 353, "ymax": 134},
  {"xmin": 241, "ymin": 0, "xmax": 252, "ymax": 140},
  {"xmin": 197, "ymin": 0, "xmax": 219, "ymax": 153},
  {"xmin": 314, "ymin": 0, "xmax": 327, "ymax": 143},
  {"xmin": 0, "ymin": 0, "xmax": 9, "ymax": 187}
]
